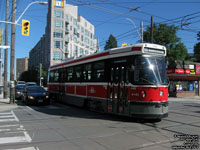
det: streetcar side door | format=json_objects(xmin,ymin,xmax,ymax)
[{"xmin": 108, "ymin": 59, "xmax": 128, "ymax": 115}]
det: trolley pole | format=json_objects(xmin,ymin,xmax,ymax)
[
  {"xmin": 150, "ymin": 16, "xmax": 153, "ymax": 43},
  {"xmin": 10, "ymin": 0, "xmax": 16, "ymax": 104},
  {"xmin": 4, "ymin": 0, "xmax": 9, "ymax": 99},
  {"xmin": 140, "ymin": 21, "xmax": 143, "ymax": 43}
]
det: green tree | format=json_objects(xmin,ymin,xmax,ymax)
[
  {"xmin": 19, "ymin": 69, "xmax": 38, "ymax": 83},
  {"xmin": 194, "ymin": 32, "xmax": 200, "ymax": 62},
  {"xmin": 104, "ymin": 34, "xmax": 118, "ymax": 50},
  {"xmin": 143, "ymin": 24, "xmax": 188, "ymax": 61},
  {"xmin": 19, "ymin": 66, "xmax": 47, "ymax": 86}
]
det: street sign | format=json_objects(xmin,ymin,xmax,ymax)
[{"xmin": 0, "ymin": 45, "xmax": 10, "ymax": 49}]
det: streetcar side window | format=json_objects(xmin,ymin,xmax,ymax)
[
  {"xmin": 93, "ymin": 61, "xmax": 105, "ymax": 81},
  {"xmin": 54, "ymin": 70, "xmax": 59, "ymax": 82},
  {"xmin": 83, "ymin": 64, "xmax": 92, "ymax": 81},
  {"xmin": 67, "ymin": 67, "xmax": 73, "ymax": 81},
  {"xmin": 49, "ymin": 71, "xmax": 54, "ymax": 82},
  {"xmin": 74, "ymin": 65, "xmax": 82, "ymax": 81},
  {"xmin": 60, "ymin": 68, "xmax": 66, "ymax": 82}
]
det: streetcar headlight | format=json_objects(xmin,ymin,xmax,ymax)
[
  {"xmin": 160, "ymin": 91, "xmax": 164, "ymax": 96},
  {"xmin": 141, "ymin": 91, "xmax": 146, "ymax": 98}
]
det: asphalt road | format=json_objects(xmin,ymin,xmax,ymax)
[{"xmin": 0, "ymin": 97, "xmax": 200, "ymax": 150}]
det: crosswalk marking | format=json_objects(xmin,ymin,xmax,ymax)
[
  {"xmin": 0, "ymin": 111, "xmax": 19, "ymax": 122},
  {"xmin": 3, "ymin": 147, "xmax": 40, "ymax": 150},
  {"xmin": 0, "ymin": 111, "xmax": 32, "ymax": 145}
]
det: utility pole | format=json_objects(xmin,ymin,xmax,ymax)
[
  {"xmin": 10, "ymin": 0, "xmax": 16, "ymax": 104},
  {"xmin": 150, "ymin": 16, "xmax": 153, "ymax": 43},
  {"xmin": 4, "ymin": 0, "xmax": 9, "ymax": 99}
]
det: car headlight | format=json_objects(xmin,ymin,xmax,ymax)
[
  {"xmin": 46, "ymin": 96, "xmax": 49, "ymax": 99},
  {"xmin": 28, "ymin": 96, "xmax": 34, "ymax": 99},
  {"xmin": 17, "ymin": 92, "xmax": 21, "ymax": 94}
]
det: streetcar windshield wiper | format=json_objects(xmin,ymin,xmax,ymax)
[{"xmin": 140, "ymin": 78, "xmax": 158, "ymax": 87}]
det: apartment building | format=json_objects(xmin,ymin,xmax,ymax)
[
  {"xmin": 29, "ymin": 0, "xmax": 99, "ymax": 71},
  {"xmin": 16, "ymin": 57, "xmax": 29, "ymax": 80}
]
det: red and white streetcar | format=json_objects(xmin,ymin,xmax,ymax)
[{"xmin": 48, "ymin": 43, "xmax": 168, "ymax": 119}]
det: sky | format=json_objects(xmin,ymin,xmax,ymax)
[{"xmin": 0, "ymin": 0, "xmax": 200, "ymax": 78}]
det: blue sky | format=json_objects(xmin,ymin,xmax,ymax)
[{"xmin": 0, "ymin": 0, "xmax": 200, "ymax": 76}]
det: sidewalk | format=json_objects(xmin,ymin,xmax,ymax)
[
  {"xmin": 0, "ymin": 94, "xmax": 18, "ymax": 112},
  {"xmin": 168, "ymin": 96, "xmax": 200, "ymax": 101}
]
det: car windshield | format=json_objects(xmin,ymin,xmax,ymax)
[
  {"xmin": 27, "ymin": 87, "xmax": 46, "ymax": 93},
  {"xmin": 133, "ymin": 55, "xmax": 168, "ymax": 85},
  {"xmin": 16, "ymin": 85, "xmax": 25, "ymax": 90}
]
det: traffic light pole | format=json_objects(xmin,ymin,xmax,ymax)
[
  {"xmin": 10, "ymin": 0, "xmax": 16, "ymax": 104},
  {"xmin": 4, "ymin": 0, "xmax": 9, "ymax": 99}
]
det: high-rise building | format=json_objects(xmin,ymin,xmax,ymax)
[
  {"xmin": 29, "ymin": 0, "xmax": 99, "ymax": 71},
  {"xmin": 16, "ymin": 57, "xmax": 29, "ymax": 80}
]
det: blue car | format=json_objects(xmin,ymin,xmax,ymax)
[
  {"xmin": 23, "ymin": 85, "xmax": 49, "ymax": 105},
  {"xmin": 15, "ymin": 85, "xmax": 26, "ymax": 99}
]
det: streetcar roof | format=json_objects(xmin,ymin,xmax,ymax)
[{"xmin": 50, "ymin": 43, "xmax": 166, "ymax": 70}]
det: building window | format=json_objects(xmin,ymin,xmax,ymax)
[
  {"xmin": 80, "ymin": 48, "xmax": 83, "ymax": 55},
  {"xmin": 65, "ymin": 15, "xmax": 69, "ymax": 22},
  {"xmin": 81, "ymin": 35, "xmax": 84, "ymax": 42},
  {"xmin": 54, "ymin": 20, "xmax": 63, "ymax": 28},
  {"xmin": 54, "ymin": 10, "xmax": 63, "ymax": 18},
  {"xmin": 85, "ymin": 29, "xmax": 89, "ymax": 36},
  {"xmin": 65, "ymin": 34, "xmax": 69, "ymax": 41},
  {"xmin": 81, "ymin": 26, "xmax": 84, "ymax": 33},
  {"xmin": 74, "ymin": 45, "xmax": 78, "ymax": 57},
  {"xmin": 85, "ymin": 37, "xmax": 89, "ymax": 45},
  {"xmin": 85, "ymin": 50, "xmax": 89, "ymax": 55},
  {"xmin": 53, "ymin": 30, "xmax": 63, "ymax": 38},
  {"xmin": 53, "ymin": 52, "xmax": 63, "ymax": 60},
  {"xmin": 54, "ymin": 40, "xmax": 63, "ymax": 49},
  {"xmin": 73, "ymin": 37, "xmax": 78, "ymax": 43},
  {"xmin": 73, "ymin": 18, "xmax": 77, "ymax": 26}
]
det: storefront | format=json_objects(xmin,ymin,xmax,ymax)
[{"xmin": 167, "ymin": 61, "xmax": 200, "ymax": 97}]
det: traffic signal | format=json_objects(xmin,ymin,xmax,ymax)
[{"xmin": 22, "ymin": 19, "xmax": 30, "ymax": 36}]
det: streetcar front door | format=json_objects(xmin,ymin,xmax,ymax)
[{"xmin": 108, "ymin": 64, "xmax": 127, "ymax": 115}]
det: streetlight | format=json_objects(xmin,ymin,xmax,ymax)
[
  {"xmin": 9, "ymin": 1, "xmax": 48, "ymax": 104},
  {"xmin": 126, "ymin": 18, "xmax": 143, "ymax": 43},
  {"xmin": 15, "ymin": 1, "xmax": 48, "ymax": 24}
]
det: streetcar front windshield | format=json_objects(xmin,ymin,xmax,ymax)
[{"xmin": 133, "ymin": 55, "xmax": 167, "ymax": 85}]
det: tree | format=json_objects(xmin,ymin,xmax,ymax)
[
  {"xmin": 104, "ymin": 34, "xmax": 118, "ymax": 50},
  {"xmin": 143, "ymin": 24, "xmax": 188, "ymax": 61},
  {"xmin": 19, "ymin": 66, "xmax": 47, "ymax": 86},
  {"xmin": 19, "ymin": 69, "xmax": 38, "ymax": 83},
  {"xmin": 194, "ymin": 32, "xmax": 200, "ymax": 62}
]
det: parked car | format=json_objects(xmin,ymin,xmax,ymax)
[
  {"xmin": 22, "ymin": 85, "xmax": 49, "ymax": 105},
  {"xmin": 26, "ymin": 82, "xmax": 37, "ymax": 86},
  {"xmin": 15, "ymin": 84, "xmax": 26, "ymax": 100},
  {"xmin": 16, "ymin": 81, "xmax": 26, "ymax": 85}
]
